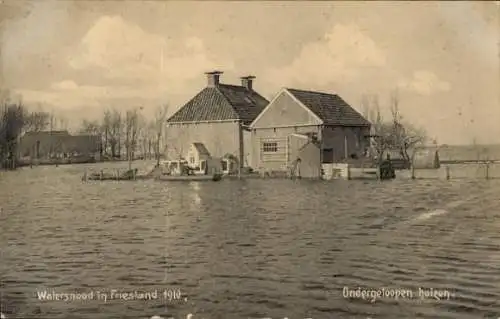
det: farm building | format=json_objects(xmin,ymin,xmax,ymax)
[
  {"xmin": 18, "ymin": 130, "xmax": 101, "ymax": 161},
  {"xmin": 165, "ymin": 71, "xmax": 269, "ymax": 169},
  {"xmin": 249, "ymin": 88, "xmax": 371, "ymax": 178}
]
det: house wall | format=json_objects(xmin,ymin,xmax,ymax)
[
  {"xmin": 251, "ymin": 90, "xmax": 322, "ymax": 128},
  {"xmin": 165, "ymin": 121, "xmax": 245, "ymax": 164},
  {"xmin": 296, "ymin": 142, "xmax": 321, "ymax": 178},
  {"xmin": 252, "ymin": 125, "xmax": 370, "ymax": 170},
  {"xmin": 243, "ymin": 129, "xmax": 252, "ymax": 167},
  {"xmin": 251, "ymin": 126, "xmax": 321, "ymax": 171},
  {"xmin": 288, "ymin": 134, "xmax": 310, "ymax": 163},
  {"xmin": 251, "ymin": 90, "xmax": 324, "ymax": 171}
]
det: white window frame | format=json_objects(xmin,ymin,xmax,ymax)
[{"xmin": 262, "ymin": 142, "xmax": 278, "ymax": 153}]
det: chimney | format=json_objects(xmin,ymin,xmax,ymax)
[
  {"xmin": 205, "ymin": 71, "xmax": 223, "ymax": 87},
  {"xmin": 240, "ymin": 75, "xmax": 255, "ymax": 91}
]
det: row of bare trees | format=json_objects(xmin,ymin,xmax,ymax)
[
  {"xmin": 362, "ymin": 90, "xmax": 427, "ymax": 166},
  {"xmin": 1, "ymin": 90, "xmax": 69, "ymax": 169},
  {"xmin": 0, "ymin": 103, "xmax": 24, "ymax": 169},
  {"xmin": 79, "ymin": 104, "xmax": 169, "ymax": 167}
]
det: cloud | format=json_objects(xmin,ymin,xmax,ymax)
[
  {"xmin": 67, "ymin": 15, "xmax": 232, "ymax": 88},
  {"xmin": 51, "ymin": 80, "xmax": 79, "ymax": 90},
  {"xmin": 398, "ymin": 70, "xmax": 451, "ymax": 95},
  {"xmin": 266, "ymin": 24, "xmax": 386, "ymax": 87},
  {"xmin": 18, "ymin": 82, "xmax": 166, "ymax": 110},
  {"xmin": 16, "ymin": 15, "xmax": 236, "ymax": 112}
]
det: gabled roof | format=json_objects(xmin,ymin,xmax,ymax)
[
  {"xmin": 286, "ymin": 88, "xmax": 370, "ymax": 127},
  {"xmin": 166, "ymin": 84, "xmax": 269, "ymax": 125},
  {"xmin": 192, "ymin": 142, "xmax": 210, "ymax": 156}
]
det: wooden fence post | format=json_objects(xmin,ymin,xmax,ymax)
[
  {"xmin": 445, "ymin": 166, "xmax": 450, "ymax": 180},
  {"xmin": 485, "ymin": 162, "xmax": 490, "ymax": 180}
]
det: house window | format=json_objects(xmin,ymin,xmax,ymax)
[
  {"xmin": 189, "ymin": 157, "xmax": 195, "ymax": 164},
  {"xmin": 262, "ymin": 142, "xmax": 278, "ymax": 153}
]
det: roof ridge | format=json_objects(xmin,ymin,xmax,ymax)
[
  {"xmin": 287, "ymin": 87, "xmax": 337, "ymax": 96},
  {"xmin": 218, "ymin": 83, "xmax": 245, "ymax": 89}
]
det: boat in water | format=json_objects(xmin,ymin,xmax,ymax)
[
  {"xmin": 82, "ymin": 168, "xmax": 151, "ymax": 181},
  {"xmin": 155, "ymin": 173, "xmax": 222, "ymax": 182}
]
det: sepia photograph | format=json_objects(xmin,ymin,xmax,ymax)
[{"xmin": 0, "ymin": 1, "xmax": 499, "ymax": 318}]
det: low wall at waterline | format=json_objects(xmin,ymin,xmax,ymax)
[{"xmin": 398, "ymin": 163, "xmax": 500, "ymax": 180}]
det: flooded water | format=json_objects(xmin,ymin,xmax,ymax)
[{"xmin": 1, "ymin": 162, "xmax": 499, "ymax": 319}]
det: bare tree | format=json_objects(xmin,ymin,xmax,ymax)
[
  {"xmin": 361, "ymin": 91, "xmax": 427, "ymax": 166},
  {"xmin": 1, "ymin": 102, "xmax": 26, "ymax": 169},
  {"xmin": 106, "ymin": 109, "xmax": 122, "ymax": 159},
  {"xmin": 101, "ymin": 110, "xmax": 111, "ymax": 157},
  {"xmin": 388, "ymin": 91, "xmax": 427, "ymax": 162},
  {"xmin": 137, "ymin": 116, "xmax": 156, "ymax": 161},
  {"xmin": 153, "ymin": 104, "xmax": 169, "ymax": 166},
  {"xmin": 136, "ymin": 113, "xmax": 147, "ymax": 160},
  {"xmin": 362, "ymin": 94, "xmax": 392, "ymax": 165},
  {"xmin": 97, "ymin": 109, "xmax": 122, "ymax": 159},
  {"xmin": 79, "ymin": 119, "xmax": 101, "ymax": 135},
  {"xmin": 146, "ymin": 120, "xmax": 155, "ymax": 160},
  {"xmin": 24, "ymin": 111, "xmax": 50, "ymax": 132},
  {"xmin": 125, "ymin": 109, "xmax": 140, "ymax": 170}
]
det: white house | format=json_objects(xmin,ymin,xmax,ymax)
[{"xmin": 186, "ymin": 142, "xmax": 211, "ymax": 172}]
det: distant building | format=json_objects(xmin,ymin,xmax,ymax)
[
  {"xmin": 249, "ymin": 88, "xmax": 371, "ymax": 177},
  {"xmin": 18, "ymin": 130, "xmax": 101, "ymax": 161},
  {"xmin": 165, "ymin": 71, "xmax": 269, "ymax": 168}
]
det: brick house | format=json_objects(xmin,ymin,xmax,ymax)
[
  {"xmin": 249, "ymin": 88, "xmax": 371, "ymax": 177},
  {"xmin": 165, "ymin": 71, "xmax": 269, "ymax": 169}
]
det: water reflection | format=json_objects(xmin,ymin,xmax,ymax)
[
  {"xmin": 188, "ymin": 182, "xmax": 202, "ymax": 209},
  {"xmin": 0, "ymin": 165, "xmax": 499, "ymax": 318}
]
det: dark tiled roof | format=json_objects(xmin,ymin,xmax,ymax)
[
  {"xmin": 19, "ymin": 131, "xmax": 100, "ymax": 157},
  {"xmin": 167, "ymin": 84, "xmax": 269, "ymax": 125},
  {"xmin": 287, "ymin": 88, "xmax": 370, "ymax": 127},
  {"xmin": 192, "ymin": 142, "xmax": 210, "ymax": 156},
  {"xmin": 23, "ymin": 130, "xmax": 71, "ymax": 137}
]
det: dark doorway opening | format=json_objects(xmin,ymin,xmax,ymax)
[{"xmin": 322, "ymin": 148, "xmax": 334, "ymax": 163}]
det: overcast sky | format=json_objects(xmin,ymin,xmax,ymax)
[{"xmin": 0, "ymin": 1, "xmax": 498, "ymax": 145}]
